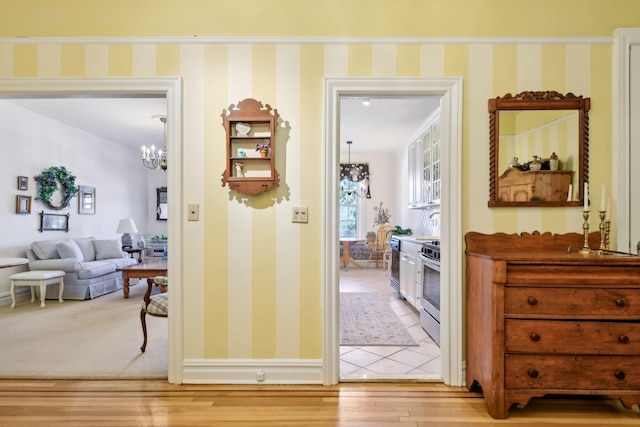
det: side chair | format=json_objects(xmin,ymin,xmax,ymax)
[{"xmin": 140, "ymin": 275, "xmax": 168, "ymax": 352}]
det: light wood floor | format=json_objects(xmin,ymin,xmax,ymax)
[{"xmin": 1, "ymin": 379, "xmax": 638, "ymax": 425}]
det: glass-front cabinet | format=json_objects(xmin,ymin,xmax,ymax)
[{"xmin": 408, "ymin": 107, "xmax": 441, "ymax": 208}]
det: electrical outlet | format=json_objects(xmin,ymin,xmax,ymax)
[{"xmin": 256, "ymin": 370, "xmax": 265, "ymax": 381}]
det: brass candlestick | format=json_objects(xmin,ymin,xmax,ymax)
[
  {"xmin": 581, "ymin": 210, "xmax": 591, "ymax": 253},
  {"xmin": 605, "ymin": 220, "xmax": 611, "ymax": 250},
  {"xmin": 598, "ymin": 211, "xmax": 606, "ymax": 250}
]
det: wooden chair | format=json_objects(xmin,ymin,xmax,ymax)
[
  {"xmin": 367, "ymin": 225, "xmax": 394, "ymax": 268},
  {"xmin": 140, "ymin": 276, "xmax": 168, "ymax": 352}
]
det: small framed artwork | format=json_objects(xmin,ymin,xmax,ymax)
[
  {"xmin": 39, "ymin": 211, "xmax": 70, "ymax": 232},
  {"xmin": 78, "ymin": 185, "xmax": 96, "ymax": 215},
  {"xmin": 16, "ymin": 195, "xmax": 31, "ymax": 214},
  {"xmin": 17, "ymin": 176, "xmax": 28, "ymax": 191}
]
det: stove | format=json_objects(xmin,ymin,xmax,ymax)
[{"xmin": 420, "ymin": 239, "xmax": 441, "ymax": 346}]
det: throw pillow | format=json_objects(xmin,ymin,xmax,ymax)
[
  {"xmin": 74, "ymin": 237, "xmax": 96, "ymax": 261},
  {"xmin": 94, "ymin": 239, "xmax": 125, "ymax": 260},
  {"xmin": 31, "ymin": 239, "xmax": 64, "ymax": 260},
  {"xmin": 56, "ymin": 240, "xmax": 84, "ymax": 262}
]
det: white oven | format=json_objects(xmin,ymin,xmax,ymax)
[{"xmin": 420, "ymin": 241, "xmax": 441, "ymax": 346}]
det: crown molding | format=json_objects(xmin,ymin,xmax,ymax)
[{"xmin": 0, "ymin": 35, "xmax": 614, "ymax": 45}]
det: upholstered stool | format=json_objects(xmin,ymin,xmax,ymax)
[
  {"xmin": 140, "ymin": 276, "xmax": 168, "ymax": 352},
  {"xmin": 10, "ymin": 270, "xmax": 65, "ymax": 308}
]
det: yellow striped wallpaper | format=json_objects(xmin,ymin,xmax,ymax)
[{"xmin": 0, "ymin": 39, "xmax": 613, "ymax": 361}]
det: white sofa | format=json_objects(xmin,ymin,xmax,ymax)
[{"xmin": 25, "ymin": 237, "xmax": 137, "ymax": 300}]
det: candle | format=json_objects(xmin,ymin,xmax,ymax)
[
  {"xmin": 584, "ymin": 182, "xmax": 589, "ymax": 210},
  {"xmin": 567, "ymin": 184, "xmax": 573, "ymax": 202},
  {"xmin": 601, "ymin": 184, "xmax": 606, "ymax": 211}
]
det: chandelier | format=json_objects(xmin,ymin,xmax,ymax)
[
  {"xmin": 141, "ymin": 116, "xmax": 168, "ymax": 171},
  {"xmin": 340, "ymin": 140, "xmax": 371, "ymax": 199}
]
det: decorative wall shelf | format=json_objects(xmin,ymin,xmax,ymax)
[{"xmin": 221, "ymin": 98, "xmax": 279, "ymax": 196}]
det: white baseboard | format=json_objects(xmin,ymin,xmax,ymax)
[
  {"xmin": 0, "ymin": 288, "xmax": 30, "ymax": 307},
  {"xmin": 182, "ymin": 358, "xmax": 323, "ymax": 384}
]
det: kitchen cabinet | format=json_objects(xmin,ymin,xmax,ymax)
[
  {"xmin": 400, "ymin": 240, "xmax": 422, "ymax": 309},
  {"xmin": 399, "ymin": 252, "xmax": 416, "ymax": 304},
  {"xmin": 408, "ymin": 107, "xmax": 441, "ymax": 208},
  {"xmin": 221, "ymin": 98, "xmax": 279, "ymax": 196},
  {"xmin": 465, "ymin": 230, "xmax": 640, "ymax": 419},
  {"xmin": 414, "ymin": 253, "xmax": 423, "ymax": 310}
]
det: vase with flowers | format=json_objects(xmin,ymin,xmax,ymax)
[{"xmin": 256, "ymin": 143, "xmax": 270, "ymax": 157}]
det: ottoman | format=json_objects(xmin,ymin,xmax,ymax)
[{"xmin": 10, "ymin": 270, "xmax": 65, "ymax": 308}]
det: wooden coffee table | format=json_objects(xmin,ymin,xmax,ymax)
[{"xmin": 120, "ymin": 260, "xmax": 167, "ymax": 298}]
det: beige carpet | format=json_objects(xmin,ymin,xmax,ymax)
[{"xmin": 0, "ymin": 281, "xmax": 167, "ymax": 379}]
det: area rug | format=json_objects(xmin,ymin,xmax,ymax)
[{"xmin": 340, "ymin": 292, "xmax": 417, "ymax": 346}]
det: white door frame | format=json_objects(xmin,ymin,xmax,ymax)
[
  {"xmin": 322, "ymin": 77, "xmax": 464, "ymax": 386},
  {"xmin": 0, "ymin": 77, "xmax": 184, "ymax": 383},
  {"xmin": 614, "ymin": 28, "xmax": 640, "ymax": 253}
]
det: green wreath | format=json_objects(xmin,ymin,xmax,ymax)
[{"xmin": 34, "ymin": 166, "xmax": 79, "ymax": 210}]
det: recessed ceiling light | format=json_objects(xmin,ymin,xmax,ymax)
[{"xmin": 362, "ymin": 98, "xmax": 370, "ymax": 106}]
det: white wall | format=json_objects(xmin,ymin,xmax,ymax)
[
  {"xmin": 339, "ymin": 151, "xmax": 401, "ymax": 235},
  {"xmin": 0, "ymin": 100, "xmax": 165, "ymax": 297}
]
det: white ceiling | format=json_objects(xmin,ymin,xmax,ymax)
[
  {"xmin": 7, "ymin": 96, "xmax": 168, "ymax": 150},
  {"xmin": 340, "ymin": 96, "xmax": 440, "ymax": 155},
  {"xmin": 6, "ymin": 95, "xmax": 440, "ymax": 155}
]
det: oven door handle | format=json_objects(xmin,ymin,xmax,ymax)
[{"xmin": 421, "ymin": 256, "xmax": 440, "ymax": 272}]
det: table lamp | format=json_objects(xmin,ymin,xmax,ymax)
[{"xmin": 116, "ymin": 218, "xmax": 138, "ymax": 248}]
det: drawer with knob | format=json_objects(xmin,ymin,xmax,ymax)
[
  {"xmin": 504, "ymin": 287, "xmax": 640, "ymax": 318},
  {"xmin": 505, "ymin": 320, "xmax": 640, "ymax": 354},
  {"xmin": 505, "ymin": 355, "xmax": 640, "ymax": 390}
]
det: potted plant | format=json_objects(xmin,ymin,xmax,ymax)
[{"xmin": 256, "ymin": 143, "xmax": 270, "ymax": 157}]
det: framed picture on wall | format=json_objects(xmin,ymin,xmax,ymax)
[
  {"xmin": 39, "ymin": 212, "xmax": 70, "ymax": 232},
  {"xmin": 16, "ymin": 195, "xmax": 31, "ymax": 214},
  {"xmin": 78, "ymin": 185, "xmax": 95, "ymax": 215},
  {"xmin": 17, "ymin": 176, "xmax": 28, "ymax": 191}
]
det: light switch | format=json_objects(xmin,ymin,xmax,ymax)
[
  {"xmin": 188, "ymin": 204, "xmax": 199, "ymax": 221},
  {"xmin": 292, "ymin": 206, "xmax": 308, "ymax": 223}
]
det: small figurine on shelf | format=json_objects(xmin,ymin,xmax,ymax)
[
  {"xmin": 256, "ymin": 143, "xmax": 270, "ymax": 157},
  {"xmin": 235, "ymin": 162, "xmax": 244, "ymax": 177}
]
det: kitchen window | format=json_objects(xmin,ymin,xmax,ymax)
[{"xmin": 339, "ymin": 179, "xmax": 364, "ymax": 238}]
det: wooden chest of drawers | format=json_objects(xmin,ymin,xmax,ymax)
[
  {"xmin": 465, "ymin": 231, "xmax": 640, "ymax": 418},
  {"xmin": 498, "ymin": 169, "xmax": 573, "ymax": 202}
]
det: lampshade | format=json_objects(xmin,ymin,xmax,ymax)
[{"xmin": 116, "ymin": 218, "xmax": 138, "ymax": 234}]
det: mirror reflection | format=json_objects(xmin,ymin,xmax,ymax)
[
  {"xmin": 488, "ymin": 91, "xmax": 590, "ymax": 207},
  {"xmin": 499, "ymin": 110, "xmax": 578, "ymax": 173},
  {"xmin": 156, "ymin": 187, "xmax": 167, "ymax": 220}
]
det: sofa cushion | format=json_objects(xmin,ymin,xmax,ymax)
[
  {"xmin": 94, "ymin": 240, "xmax": 125, "ymax": 260},
  {"xmin": 106, "ymin": 257, "xmax": 137, "ymax": 269},
  {"xmin": 78, "ymin": 261, "xmax": 116, "ymax": 279},
  {"xmin": 74, "ymin": 237, "xmax": 96, "ymax": 261},
  {"xmin": 31, "ymin": 239, "xmax": 65, "ymax": 260},
  {"xmin": 56, "ymin": 240, "xmax": 84, "ymax": 262}
]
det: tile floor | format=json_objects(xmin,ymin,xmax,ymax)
[{"xmin": 340, "ymin": 267, "xmax": 441, "ymax": 382}]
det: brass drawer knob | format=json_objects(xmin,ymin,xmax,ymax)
[
  {"xmin": 615, "ymin": 370, "xmax": 626, "ymax": 380},
  {"xmin": 615, "ymin": 298, "xmax": 627, "ymax": 307},
  {"xmin": 619, "ymin": 335, "xmax": 630, "ymax": 344},
  {"xmin": 527, "ymin": 296, "xmax": 538, "ymax": 306},
  {"xmin": 530, "ymin": 333, "xmax": 540, "ymax": 342},
  {"xmin": 527, "ymin": 369, "xmax": 539, "ymax": 378}
]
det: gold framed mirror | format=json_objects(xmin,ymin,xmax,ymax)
[{"xmin": 488, "ymin": 91, "xmax": 590, "ymax": 207}]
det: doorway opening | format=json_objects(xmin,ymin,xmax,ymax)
[
  {"xmin": 0, "ymin": 77, "xmax": 183, "ymax": 384},
  {"xmin": 323, "ymin": 77, "xmax": 464, "ymax": 386},
  {"xmin": 338, "ymin": 95, "xmax": 442, "ymax": 381}
]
